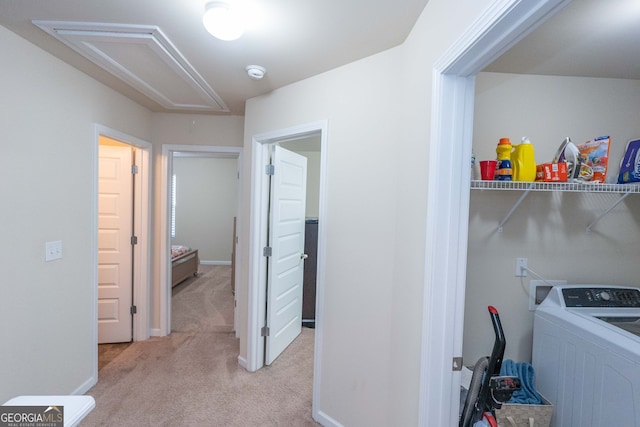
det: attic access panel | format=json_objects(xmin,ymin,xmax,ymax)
[{"xmin": 33, "ymin": 21, "xmax": 229, "ymax": 112}]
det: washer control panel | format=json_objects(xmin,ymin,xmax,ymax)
[{"xmin": 562, "ymin": 287, "xmax": 640, "ymax": 307}]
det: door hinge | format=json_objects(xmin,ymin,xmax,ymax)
[
  {"xmin": 261, "ymin": 326, "xmax": 270, "ymax": 337},
  {"xmin": 452, "ymin": 357, "xmax": 463, "ymax": 371},
  {"xmin": 263, "ymin": 246, "xmax": 272, "ymax": 257},
  {"xmin": 131, "ymin": 164, "xmax": 138, "ymax": 174},
  {"xmin": 265, "ymin": 164, "xmax": 275, "ymax": 175},
  {"xmin": 131, "ymin": 235, "xmax": 138, "ymax": 245},
  {"xmin": 130, "ymin": 305, "xmax": 137, "ymax": 315}
]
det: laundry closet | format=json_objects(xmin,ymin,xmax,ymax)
[{"xmin": 463, "ymin": 71, "xmax": 640, "ymax": 365}]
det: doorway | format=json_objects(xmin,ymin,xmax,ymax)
[
  {"xmin": 247, "ymin": 120, "xmax": 328, "ymax": 422},
  {"xmin": 92, "ymin": 124, "xmax": 151, "ymax": 378},
  {"xmin": 159, "ymin": 145, "xmax": 243, "ymax": 337},
  {"xmin": 97, "ymin": 138, "xmax": 135, "ymax": 344},
  {"xmin": 417, "ymin": 0, "xmax": 568, "ymax": 425}
]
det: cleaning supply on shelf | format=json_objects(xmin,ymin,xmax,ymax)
[
  {"xmin": 511, "ymin": 137, "xmax": 536, "ymax": 181},
  {"xmin": 618, "ymin": 138, "xmax": 640, "ymax": 183},
  {"xmin": 471, "ymin": 151, "xmax": 480, "ymax": 180},
  {"xmin": 495, "ymin": 137, "xmax": 513, "ymax": 181},
  {"xmin": 577, "ymin": 135, "xmax": 610, "ymax": 183}
]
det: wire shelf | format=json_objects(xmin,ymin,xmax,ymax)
[
  {"xmin": 470, "ymin": 180, "xmax": 640, "ymax": 232},
  {"xmin": 471, "ymin": 180, "xmax": 640, "ymax": 194}
]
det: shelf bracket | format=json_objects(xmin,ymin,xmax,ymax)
[
  {"xmin": 497, "ymin": 182, "xmax": 535, "ymax": 232},
  {"xmin": 585, "ymin": 190, "xmax": 632, "ymax": 234}
]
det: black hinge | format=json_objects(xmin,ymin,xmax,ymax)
[
  {"xmin": 263, "ymin": 246, "xmax": 272, "ymax": 257},
  {"xmin": 130, "ymin": 305, "xmax": 137, "ymax": 315},
  {"xmin": 261, "ymin": 326, "xmax": 269, "ymax": 337},
  {"xmin": 131, "ymin": 235, "xmax": 138, "ymax": 245},
  {"xmin": 131, "ymin": 165, "xmax": 138, "ymax": 174},
  {"xmin": 265, "ymin": 164, "xmax": 275, "ymax": 175}
]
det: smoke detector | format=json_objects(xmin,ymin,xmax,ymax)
[{"xmin": 246, "ymin": 65, "xmax": 266, "ymax": 80}]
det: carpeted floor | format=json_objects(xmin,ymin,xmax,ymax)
[
  {"xmin": 97, "ymin": 342, "xmax": 132, "ymax": 371},
  {"xmin": 83, "ymin": 265, "xmax": 318, "ymax": 426}
]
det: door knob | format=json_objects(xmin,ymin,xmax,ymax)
[{"xmin": 300, "ymin": 253, "xmax": 309, "ymax": 260}]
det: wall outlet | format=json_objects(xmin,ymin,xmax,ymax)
[
  {"xmin": 45, "ymin": 240, "xmax": 63, "ymax": 262},
  {"xmin": 529, "ymin": 279, "xmax": 567, "ymax": 311},
  {"xmin": 515, "ymin": 257, "xmax": 528, "ymax": 277}
]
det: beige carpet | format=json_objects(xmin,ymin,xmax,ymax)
[{"xmin": 83, "ymin": 265, "xmax": 318, "ymax": 426}]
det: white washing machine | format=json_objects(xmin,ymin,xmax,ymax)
[{"xmin": 532, "ymin": 285, "xmax": 640, "ymax": 427}]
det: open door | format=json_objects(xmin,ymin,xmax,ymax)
[
  {"xmin": 98, "ymin": 143, "xmax": 134, "ymax": 343},
  {"xmin": 265, "ymin": 146, "xmax": 308, "ymax": 365}
]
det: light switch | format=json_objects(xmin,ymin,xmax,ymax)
[{"xmin": 45, "ymin": 240, "xmax": 63, "ymax": 262}]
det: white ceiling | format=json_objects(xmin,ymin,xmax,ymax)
[
  {"xmin": 484, "ymin": 0, "xmax": 640, "ymax": 80},
  {"xmin": 0, "ymin": 0, "xmax": 429, "ymax": 115},
  {"xmin": 2, "ymin": 1, "xmax": 637, "ymax": 116}
]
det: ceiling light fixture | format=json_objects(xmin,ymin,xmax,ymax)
[
  {"xmin": 203, "ymin": 1, "xmax": 245, "ymax": 41},
  {"xmin": 246, "ymin": 65, "xmax": 266, "ymax": 80}
]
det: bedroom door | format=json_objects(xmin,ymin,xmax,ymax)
[
  {"xmin": 98, "ymin": 143, "xmax": 134, "ymax": 343},
  {"xmin": 265, "ymin": 146, "xmax": 308, "ymax": 365}
]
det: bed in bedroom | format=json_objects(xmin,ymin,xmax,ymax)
[{"xmin": 171, "ymin": 245, "xmax": 199, "ymax": 287}]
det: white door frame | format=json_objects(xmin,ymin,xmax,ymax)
[
  {"xmin": 417, "ymin": 0, "xmax": 569, "ymax": 425},
  {"xmin": 91, "ymin": 124, "xmax": 152, "ymax": 374},
  {"xmin": 246, "ymin": 120, "xmax": 328, "ymax": 420},
  {"xmin": 159, "ymin": 145, "xmax": 243, "ymax": 337}
]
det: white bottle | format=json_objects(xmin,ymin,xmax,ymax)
[{"xmin": 471, "ymin": 151, "xmax": 480, "ymax": 180}]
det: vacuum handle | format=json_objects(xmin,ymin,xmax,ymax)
[
  {"xmin": 474, "ymin": 306, "xmax": 507, "ymax": 418},
  {"xmin": 488, "ymin": 305, "xmax": 506, "ymax": 376}
]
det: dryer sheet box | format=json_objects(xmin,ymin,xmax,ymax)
[{"xmin": 536, "ymin": 162, "xmax": 568, "ymax": 182}]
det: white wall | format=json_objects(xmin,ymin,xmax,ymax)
[
  {"xmin": 465, "ymin": 72, "xmax": 640, "ymax": 365},
  {"xmin": 172, "ymin": 156, "xmax": 238, "ymax": 263},
  {"xmin": 241, "ymin": 51, "xmax": 404, "ymax": 424},
  {"xmin": 298, "ymin": 150, "xmax": 321, "ymax": 218},
  {"xmin": 0, "ymin": 25, "xmax": 152, "ymax": 402},
  {"xmin": 237, "ymin": 0, "xmax": 493, "ymax": 424}
]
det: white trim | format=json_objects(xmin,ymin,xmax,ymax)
[
  {"xmin": 237, "ymin": 355, "xmax": 248, "ymax": 370},
  {"xmin": 92, "ymin": 124, "xmax": 152, "ymax": 371},
  {"xmin": 160, "ymin": 144, "xmax": 243, "ymax": 337},
  {"xmin": 417, "ymin": 0, "xmax": 569, "ymax": 425},
  {"xmin": 133, "ymin": 142, "xmax": 151, "ymax": 342},
  {"xmin": 314, "ymin": 410, "xmax": 343, "ymax": 427},
  {"xmin": 89, "ymin": 126, "xmax": 99, "ymax": 390},
  {"xmin": 71, "ymin": 377, "xmax": 98, "ymax": 396},
  {"xmin": 200, "ymin": 260, "xmax": 232, "ymax": 266},
  {"xmin": 246, "ymin": 120, "xmax": 329, "ymax": 423}
]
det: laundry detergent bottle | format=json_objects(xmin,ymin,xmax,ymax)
[
  {"xmin": 512, "ymin": 137, "xmax": 537, "ymax": 181},
  {"xmin": 495, "ymin": 137, "xmax": 513, "ymax": 181}
]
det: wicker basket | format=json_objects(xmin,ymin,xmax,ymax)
[{"xmin": 494, "ymin": 395, "xmax": 553, "ymax": 427}]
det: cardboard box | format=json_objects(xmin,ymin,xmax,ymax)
[{"xmin": 536, "ymin": 162, "xmax": 568, "ymax": 182}]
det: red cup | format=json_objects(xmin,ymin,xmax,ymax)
[{"xmin": 479, "ymin": 160, "xmax": 497, "ymax": 180}]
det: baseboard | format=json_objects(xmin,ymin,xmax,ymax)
[
  {"xmin": 237, "ymin": 355, "xmax": 247, "ymax": 370},
  {"xmin": 200, "ymin": 260, "xmax": 231, "ymax": 266},
  {"xmin": 73, "ymin": 375, "xmax": 97, "ymax": 396},
  {"xmin": 150, "ymin": 328, "xmax": 162, "ymax": 337},
  {"xmin": 315, "ymin": 410, "xmax": 343, "ymax": 427}
]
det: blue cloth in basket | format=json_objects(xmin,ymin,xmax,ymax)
[{"xmin": 499, "ymin": 359, "xmax": 543, "ymax": 404}]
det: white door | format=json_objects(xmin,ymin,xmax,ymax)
[
  {"xmin": 98, "ymin": 144, "xmax": 134, "ymax": 343},
  {"xmin": 265, "ymin": 146, "xmax": 308, "ymax": 365}
]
